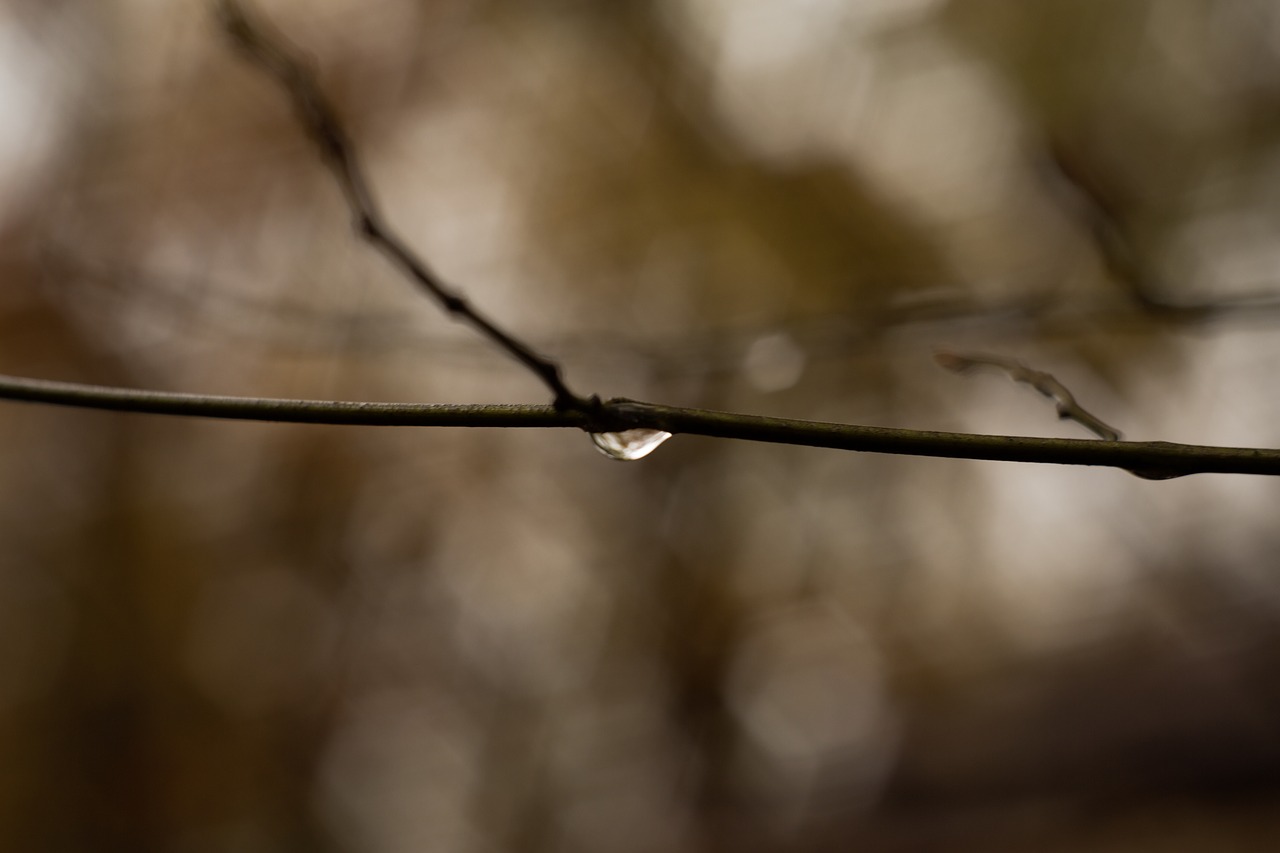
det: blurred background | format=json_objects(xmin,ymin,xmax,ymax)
[{"xmin": 4, "ymin": 0, "xmax": 1280, "ymax": 850}]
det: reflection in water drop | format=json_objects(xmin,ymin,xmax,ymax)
[
  {"xmin": 590, "ymin": 429, "xmax": 673, "ymax": 461},
  {"xmin": 1128, "ymin": 467, "xmax": 1189, "ymax": 481}
]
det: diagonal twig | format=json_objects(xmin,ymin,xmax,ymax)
[
  {"xmin": 935, "ymin": 350, "xmax": 1122, "ymax": 441},
  {"xmin": 215, "ymin": 0, "xmax": 591, "ymax": 412}
]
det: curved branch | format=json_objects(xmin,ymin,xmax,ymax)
[
  {"xmin": 1, "ymin": 372, "xmax": 1276, "ymax": 477},
  {"xmin": 935, "ymin": 350, "xmax": 1122, "ymax": 441}
]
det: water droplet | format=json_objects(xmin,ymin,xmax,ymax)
[{"xmin": 590, "ymin": 429, "xmax": 672, "ymax": 461}]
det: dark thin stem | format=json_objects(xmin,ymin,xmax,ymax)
[
  {"xmin": 215, "ymin": 0, "xmax": 588, "ymax": 411},
  {"xmin": 0, "ymin": 372, "xmax": 566, "ymax": 427},
  {"xmin": 2, "ymin": 373, "xmax": 1278, "ymax": 477}
]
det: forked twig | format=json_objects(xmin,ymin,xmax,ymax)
[
  {"xmin": 935, "ymin": 350, "xmax": 1122, "ymax": 441},
  {"xmin": 215, "ymin": 0, "xmax": 590, "ymax": 412}
]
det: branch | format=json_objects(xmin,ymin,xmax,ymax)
[
  {"xmin": 935, "ymin": 350, "xmax": 1122, "ymax": 441},
  {"xmin": 215, "ymin": 0, "xmax": 591, "ymax": 412},
  {"xmin": 15, "ymin": 3, "xmax": 1233, "ymax": 479},
  {"xmin": 1, "ymin": 372, "xmax": 1278, "ymax": 477},
  {"xmin": 1040, "ymin": 140, "xmax": 1280, "ymax": 319}
]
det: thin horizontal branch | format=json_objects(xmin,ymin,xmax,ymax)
[
  {"xmin": 0, "ymin": 372, "xmax": 565, "ymax": 427},
  {"xmin": 2, "ymin": 372, "xmax": 1277, "ymax": 477}
]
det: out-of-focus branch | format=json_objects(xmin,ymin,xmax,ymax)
[
  {"xmin": 215, "ymin": 0, "xmax": 592, "ymax": 412},
  {"xmin": 2, "ymin": 372, "xmax": 1280, "ymax": 477},
  {"xmin": 1041, "ymin": 141, "xmax": 1280, "ymax": 319},
  {"xmin": 935, "ymin": 350, "xmax": 1122, "ymax": 441}
]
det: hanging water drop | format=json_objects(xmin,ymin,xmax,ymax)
[{"xmin": 590, "ymin": 428, "xmax": 672, "ymax": 461}]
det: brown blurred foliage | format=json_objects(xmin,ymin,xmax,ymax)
[{"xmin": 2, "ymin": 1, "xmax": 1280, "ymax": 850}]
